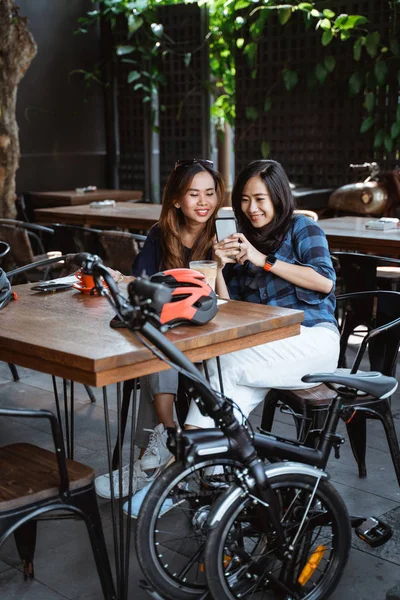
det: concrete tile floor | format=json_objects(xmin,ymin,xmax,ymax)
[{"xmin": 0, "ymin": 337, "xmax": 399, "ymax": 600}]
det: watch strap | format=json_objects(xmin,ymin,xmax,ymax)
[{"xmin": 263, "ymin": 254, "xmax": 277, "ymax": 272}]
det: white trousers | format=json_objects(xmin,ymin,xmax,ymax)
[{"xmin": 185, "ymin": 325, "xmax": 340, "ymax": 428}]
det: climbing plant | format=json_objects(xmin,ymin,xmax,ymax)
[{"xmin": 77, "ymin": 0, "xmax": 400, "ymax": 154}]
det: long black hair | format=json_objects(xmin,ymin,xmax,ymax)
[{"xmin": 231, "ymin": 160, "xmax": 295, "ymax": 255}]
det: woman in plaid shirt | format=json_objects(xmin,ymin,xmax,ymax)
[{"xmin": 185, "ymin": 159, "xmax": 340, "ymax": 428}]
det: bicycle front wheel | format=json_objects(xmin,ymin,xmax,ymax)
[
  {"xmin": 136, "ymin": 458, "xmax": 241, "ymax": 600},
  {"xmin": 205, "ymin": 473, "xmax": 351, "ymax": 600}
]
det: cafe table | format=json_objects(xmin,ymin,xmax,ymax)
[
  {"xmin": 0, "ymin": 282, "xmax": 303, "ymax": 599},
  {"xmin": 29, "ymin": 189, "xmax": 143, "ymax": 208},
  {"xmin": 319, "ymin": 215, "xmax": 400, "ymax": 257},
  {"xmin": 35, "ymin": 202, "xmax": 161, "ymax": 230}
]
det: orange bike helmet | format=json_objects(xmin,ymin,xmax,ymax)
[{"xmin": 150, "ymin": 268, "xmax": 218, "ymax": 327}]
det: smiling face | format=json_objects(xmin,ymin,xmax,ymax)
[
  {"xmin": 241, "ymin": 175, "xmax": 275, "ymax": 228},
  {"xmin": 173, "ymin": 171, "xmax": 218, "ymax": 226}
]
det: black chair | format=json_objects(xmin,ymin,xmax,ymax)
[
  {"xmin": 261, "ymin": 290, "xmax": 400, "ymax": 484},
  {"xmin": 0, "ymin": 406, "xmax": 116, "ymax": 598},
  {"xmin": 0, "ymin": 219, "xmax": 61, "ymax": 282},
  {"xmin": 331, "ymin": 252, "xmax": 400, "ymax": 366}
]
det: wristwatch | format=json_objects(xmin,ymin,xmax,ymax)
[{"xmin": 263, "ymin": 254, "xmax": 277, "ymax": 272}]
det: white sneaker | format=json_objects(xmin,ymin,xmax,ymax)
[
  {"xmin": 140, "ymin": 424, "xmax": 173, "ymax": 470},
  {"xmin": 95, "ymin": 460, "xmax": 159, "ymax": 500}
]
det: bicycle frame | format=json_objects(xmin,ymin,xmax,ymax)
[
  {"xmin": 75, "ymin": 253, "xmax": 397, "ymax": 556},
  {"xmin": 79, "ymin": 254, "xmax": 291, "ymax": 549}
]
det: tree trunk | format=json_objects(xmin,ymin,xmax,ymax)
[{"xmin": 0, "ymin": 1, "xmax": 36, "ymax": 218}]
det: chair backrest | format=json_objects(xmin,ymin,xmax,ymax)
[
  {"xmin": 0, "ymin": 224, "xmax": 36, "ymax": 268},
  {"xmin": 338, "ymin": 290, "xmax": 400, "ymax": 377},
  {"xmin": 51, "ymin": 224, "xmax": 103, "ymax": 257},
  {"xmin": 332, "ymin": 252, "xmax": 400, "ymax": 326},
  {"xmin": 0, "ymin": 406, "xmax": 70, "ymax": 495},
  {"xmin": 0, "ymin": 241, "xmax": 10, "ymax": 262},
  {"xmin": 99, "ymin": 230, "xmax": 143, "ymax": 273}
]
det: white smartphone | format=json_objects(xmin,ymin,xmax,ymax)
[
  {"xmin": 216, "ymin": 218, "xmax": 237, "ymax": 241},
  {"xmin": 216, "ymin": 208, "xmax": 238, "ymax": 242}
]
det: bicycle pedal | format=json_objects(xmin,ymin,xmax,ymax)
[{"xmin": 354, "ymin": 516, "xmax": 393, "ymax": 548}]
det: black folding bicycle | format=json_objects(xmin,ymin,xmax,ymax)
[{"xmin": 77, "ymin": 253, "xmax": 398, "ymax": 600}]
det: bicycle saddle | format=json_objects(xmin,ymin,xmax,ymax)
[{"xmin": 302, "ymin": 370, "xmax": 397, "ymax": 399}]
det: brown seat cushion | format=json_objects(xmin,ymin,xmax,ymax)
[{"xmin": 0, "ymin": 443, "xmax": 94, "ymax": 511}]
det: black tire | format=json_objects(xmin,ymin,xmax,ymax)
[
  {"xmin": 205, "ymin": 473, "xmax": 351, "ymax": 600},
  {"xmin": 136, "ymin": 458, "xmax": 241, "ymax": 600}
]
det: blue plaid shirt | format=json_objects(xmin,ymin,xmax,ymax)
[{"xmin": 226, "ymin": 215, "xmax": 337, "ymax": 329}]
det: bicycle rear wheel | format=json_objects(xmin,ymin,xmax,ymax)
[
  {"xmin": 205, "ymin": 473, "xmax": 351, "ymax": 600},
  {"xmin": 136, "ymin": 458, "xmax": 241, "ymax": 600}
]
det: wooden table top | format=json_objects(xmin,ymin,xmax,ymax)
[
  {"xmin": 319, "ymin": 216, "xmax": 400, "ymax": 257},
  {"xmin": 0, "ymin": 284, "xmax": 303, "ymax": 387},
  {"xmin": 30, "ymin": 189, "xmax": 143, "ymax": 208},
  {"xmin": 35, "ymin": 202, "xmax": 161, "ymax": 229}
]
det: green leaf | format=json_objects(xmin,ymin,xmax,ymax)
[
  {"xmin": 397, "ymin": 105, "xmax": 400, "ymax": 122},
  {"xmin": 279, "ymin": 7, "xmax": 292, "ymax": 25},
  {"xmin": 340, "ymin": 30, "xmax": 351, "ymax": 41},
  {"xmin": 365, "ymin": 92, "xmax": 375, "ymax": 113},
  {"xmin": 298, "ymin": 3, "xmax": 313, "ymax": 10},
  {"xmin": 390, "ymin": 39, "xmax": 400, "ymax": 57},
  {"xmin": 261, "ymin": 141, "xmax": 270, "ymax": 159},
  {"xmin": 183, "ymin": 53, "xmax": 191, "ymax": 67},
  {"xmin": 245, "ymin": 106, "xmax": 258, "ymax": 121},
  {"xmin": 150, "ymin": 23, "xmax": 164, "ymax": 38},
  {"xmin": 315, "ymin": 63, "xmax": 328, "ymax": 84},
  {"xmin": 391, "ymin": 122, "xmax": 400, "ymax": 139},
  {"xmin": 236, "ymin": 38, "xmax": 245, "ymax": 49},
  {"xmin": 360, "ymin": 116, "xmax": 374, "ymax": 133},
  {"xmin": 264, "ymin": 96, "xmax": 272, "ymax": 112},
  {"xmin": 374, "ymin": 61, "xmax": 388, "ymax": 85},
  {"xmin": 365, "ymin": 31, "xmax": 380, "ymax": 58},
  {"xmin": 127, "ymin": 14, "xmax": 143, "ymax": 34},
  {"xmin": 128, "ymin": 71, "xmax": 141, "ymax": 84},
  {"xmin": 234, "ymin": 0, "xmax": 250, "ymax": 9},
  {"xmin": 384, "ymin": 134, "xmax": 393, "ymax": 153},
  {"xmin": 348, "ymin": 71, "xmax": 363, "ymax": 95},
  {"xmin": 116, "ymin": 45, "xmax": 135, "ymax": 56},
  {"xmin": 373, "ymin": 130, "xmax": 385, "ymax": 148},
  {"xmin": 323, "ymin": 9, "xmax": 335, "ymax": 19},
  {"xmin": 311, "ymin": 9, "xmax": 321, "ymax": 17},
  {"xmin": 282, "ymin": 68, "xmax": 298, "ymax": 91},
  {"xmin": 353, "ymin": 37, "xmax": 364, "ymax": 61},
  {"xmin": 243, "ymin": 42, "xmax": 257, "ymax": 66},
  {"xmin": 324, "ymin": 55, "xmax": 336, "ymax": 72},
  {"xmin": 321, "ymin": 30, "xmax": 333, "ymax": 46},
  {"xmin": 319, "ymin": 18, "xmax": 331, "ymax": 30},
  {"xmin": 335, "ymin": 14, "xmax": 368, "ymax": 30}
]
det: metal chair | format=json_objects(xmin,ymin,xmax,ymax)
[
  {"xmin": 98, "ymin": 230, "xmax": 146, "ymax": 274},
  {"xmin": 0, "ymin": 219, "xmax": 61, "ymax": 282},
  {"xmin": 331, "ymin": 252, "xmax": 400, "ymax": 365},
  {"xmin": 0, "ymin": 405, "xmax": 116, "ymax": 598},
  {"xmin": 261, "ymin": 290, "xmax": 400, "ymax": 484}
]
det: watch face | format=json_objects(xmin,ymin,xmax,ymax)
[{"xmin": 266, "ymin": 254, "xmax": 276, "ymax": 265}]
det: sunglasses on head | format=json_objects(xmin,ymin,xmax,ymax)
[{"xmin": 175, "ymin": 159, "xmax": 214, "ymax": 169}]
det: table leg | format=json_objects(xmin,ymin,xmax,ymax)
[{"xmin": 103, "ymin": 383, "xmax": 137, "ymax": 600}]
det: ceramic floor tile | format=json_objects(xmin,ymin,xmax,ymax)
[{"xmin": 0, "ymin": 566, "xmax": 69, "ymax": 599}]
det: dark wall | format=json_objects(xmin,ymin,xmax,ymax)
[{"xmin": 16, "ymin": 0, "xmax": 106, "ymax": 193}]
